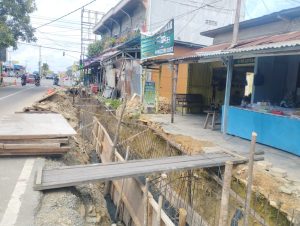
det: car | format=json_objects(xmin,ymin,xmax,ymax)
[
  {"xmin": 46, "ymin": 74, "xmax": 54, "ymax": 79},
  {"xmin": 26, "ymin": 74, "xmax": 35, "ymax": 84}
]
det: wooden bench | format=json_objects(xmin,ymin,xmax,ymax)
[{"xmin": 175, "ymin": 94, "xmax": 203, "ymax": 115}]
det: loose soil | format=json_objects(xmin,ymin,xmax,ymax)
[{"xmin": 32, "ymin": 91, "xmax": 112, "ymax": 226}]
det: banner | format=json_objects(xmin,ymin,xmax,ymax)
[
  {"xmin": 144, "ymin": 81, "xmax": 156, "ymax": 107},
  {"xmin": 141, "ymin": 19, "xmax": 174, "ymax": 60}
]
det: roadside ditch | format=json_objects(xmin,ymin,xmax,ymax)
[{"xmin": 31, "ymin": 90, "xmax": 296, "ymax": 226}]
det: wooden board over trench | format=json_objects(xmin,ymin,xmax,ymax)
[{"xmin": 0, "ymin": 113, "xmax": 76, "ymax": 139}]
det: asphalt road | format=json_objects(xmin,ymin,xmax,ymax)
[{"xmin": 0, "ymin": 78, "xmax": 54, "ymax": 226}]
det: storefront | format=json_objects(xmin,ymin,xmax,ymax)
[{"xmin": 226, "ymin": 55, "xmax": 300, "ymax": 156}]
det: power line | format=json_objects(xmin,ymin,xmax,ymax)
[
  {"xmin": 147, "ymin": 0, "xmax": 222, "ymax": 30},
  {"xmin": 17, "ymin": 42, "xmax": 81, "ymax": 53},
  {"xmin": 34, "ymin": 0, "xmax": 97, "ymax": 29},
  {"xmin": 260, "ymin": 0, "xmax": 270, "ymax": 12}
]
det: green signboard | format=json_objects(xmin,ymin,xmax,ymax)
[
  {"xmin": 141, "ymin": 19, "xmax": 174, "ymax": 60},
  {"xmin": 144, "ymin": 81, "xmax": 156, "ymax": 106}
]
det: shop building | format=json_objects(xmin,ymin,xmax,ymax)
[{"xmin": 171, "ymin": 6, "xmax": 300, "ymax": 156}]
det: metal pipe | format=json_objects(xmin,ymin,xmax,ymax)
[{"xmin": 120, "ymin": 9, "xmax": 132, "ymax": 30}]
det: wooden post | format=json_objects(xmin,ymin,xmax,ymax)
[
  {"xmin": 251, "ymin": 58, "xmax": 258, "ymax": 104},
  {"xmin": 222, "ymin": 56, "xmax": 233, "ymax": 134},
  {"xmin": 244, "ymin": 132, "xmax": 257, "ymax": 226},
  {"xmin": 114, "ymin": 146, "xmax": 130, "ymax": 220},
  {"xmin": 144, "ymin": 177, "xmax": 150, "ymax": 226},
  {"xmin": 178, "ymin": 208, "xmax": 187, "ymax": 226},
  {"xmin": 171, "ymin": 64, "xmax": 178, "ymax": 123},
  {"xmin": 141, "ymin": 69, "xmax": 147, "ymax": 105},
  {"xmin": 156, "ymin": 173, "xmax": 167, "ymax": 226},
  {"xmin": 104, "ymin": 99, "xmax": 127, "ymax": 195},
  {"xmin": 218, "ymin": 161, "xmax": 233, "ymax": 226},
  {"xmin": 155, "ymin": 65, "xmax": 162, "ymax": 113}
]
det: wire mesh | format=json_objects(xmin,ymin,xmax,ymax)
[{"xmin": 74, "ymin": 96, "xmax": 297, "ymax": 226}]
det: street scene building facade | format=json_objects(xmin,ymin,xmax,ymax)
[{"xmin": 1, "ymin": 1, "xmax": 300, "ymax": 226}]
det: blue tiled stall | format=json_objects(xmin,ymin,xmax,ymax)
[{"xmin": 226, "ymin": 106, "xmax": 300, "ymax": 156}]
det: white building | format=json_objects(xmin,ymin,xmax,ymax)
[{"xmin": 94, "ymin": 0, "xmax": 244, "ymax": 45}]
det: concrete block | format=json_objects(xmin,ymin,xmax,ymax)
[
  {"xmin": 279, "ymin": 186, "xmax": 293, "ymax": 195},
  {"xmin": 256, "ymin": 161, "xmax": 273, "ymax": 171},
  {"xmin": 269, "ymin": 167, "xmax": 287, "ymax": 178}
]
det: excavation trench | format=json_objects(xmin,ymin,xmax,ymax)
[{"xmin": 34, "ymin": 92, "xmax": 294, "ymax": 226}]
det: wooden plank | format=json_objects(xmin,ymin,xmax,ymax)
[
  {"xmin": 34, "ymin": 154, "xmax": 258, "ymax": 191},
  {"xmin": 1, "ymin": 143, "xmax": 61, "ymax": 150},
  {"xmin": 0, "ymin": 152, "xmax": 66, "ymax": 156},
  {"xmin": 0, "ymin": 113, "xmax": 76, "ymax": 139},
  {"xmin": 36, "ymin": 167, "xmax": 43, "ymax": 185},
  {"xmin": 0, "ymin": 138, "xmax": 69, "ymax": 144}
]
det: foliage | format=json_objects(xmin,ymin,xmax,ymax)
[
  {"xmin": 42, "ymin": 63, "xmax": 49, "ymax": 75},
  {"xmin": 87, "ymin": 30, "xmax": 140, "ymax": 58},
  {"xmin": 87, "ymin": 40, "xmax": 104, "ymax": 58},
  {"xmin": 0, "ymin": 0, "xmax": 37, "ymax": 49},
  {"xmin": 104, "ymin": 98, "xmax": 122, "ymax": 109}
]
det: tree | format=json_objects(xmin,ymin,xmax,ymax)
[
  {"xmin": 42, "ymin": 63, "xmax": 49, "ymax": 75},
  {"xmin": 87, "ymin": 40, "xmax": 104, "ymax": 58},
  {"xmin": 0, "ymin": 0, "xmax": 37, "ymax": 49}
]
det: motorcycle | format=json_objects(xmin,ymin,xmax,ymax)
[
  {"xmin": 53, "ymin": 77, "xmax": 59, "ymax": 86},
  {"xmin": 35, "ymin": 79, "xmax": 40, "ymax": 86},
  {"xmin": 21, "ymin": 76, "xmax": 26, "ymax": 86},
  {"xmin": 35, "ymin": 76, "xmax": 41, "ymax": 86}
]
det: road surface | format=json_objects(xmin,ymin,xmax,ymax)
[{"xmin": 0, "ymin": 78, "xmax": 55, "ymax": 226}]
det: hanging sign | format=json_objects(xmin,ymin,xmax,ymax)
[{"xmin": 141, "ymin": 19, "xmax": 174, "ymax": 60}]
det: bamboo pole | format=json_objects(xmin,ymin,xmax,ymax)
[
  {"xmin": 155, "ymin": 173, "xmax": 167, "ymax": 226},
  {"xmin": 178, "ymin": 208, "xmax": 187, "ymax": 226},
  {"xmin": 244, "ymin": 132, "xmax": 257, "ymax": 226},
  {"xmin": 155, "ymin": 65, "xmax": 162, "ymax": 113},
  {"xmin": 218, "ymin": 161, "xmax": 233, "ymax": 226},
  {"xmin": 171, "ymin": 64, "xmax": 178, "ymax": 123},
  {"xmin": 114, "ymin": 146, "xmax": 130, "ymax": 220},
  {"xmin": 144, "ymin": 177, "xmax": 150, "ymax": 226},
  {"xmin": 104, "ymin": 98, "xmax": 127, "ymax": 195}
]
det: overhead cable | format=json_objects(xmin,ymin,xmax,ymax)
[{"xmin": 34, "ymin": 0, "xmax": 96, "ymax": 29}]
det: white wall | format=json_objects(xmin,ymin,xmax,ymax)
[{"xmin": 149, "ymin": 0, "xmax": 243, "ymax": 45}]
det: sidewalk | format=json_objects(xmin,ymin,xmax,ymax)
[
  {"xmin": 143, "ymin": 114, "xmax": 300, "ymax": 182},
  {"xmin": 142, "ymin": 113, "xmax": 300, "ymax": 219}
]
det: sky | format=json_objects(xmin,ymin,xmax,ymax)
[{"xmin": 9, "ymin": 0, "xmax": 300, "ymax": 73}]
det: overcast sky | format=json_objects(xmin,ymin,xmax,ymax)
[{"xmin": 9, "ymin": 0, "xmax": 300, "ymax": 73}]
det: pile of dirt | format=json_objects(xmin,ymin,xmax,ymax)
[
  {"xmin": 33, "ymin": 92, "xmax": 79, "ymax": 128},
  {"xmin": 141, "ymin": 118, "xmax": 214, "ymax": 155},
  {"xmin": 31, "ymin": 92, "xmax": 112, "ymax": 226},
  {"xmin": 116, "ymin": 94, "xmax": 142, "ymax": 119},
  {"xmin": 170, "ymin": 134, "xmax": 214, "ymax": 154},
  {"xmin": 158, "ymin": 96, "xmax": 171, "ymax": 114},
  {"xmin": 235, "ymin": 165, "xmax": 300, "ymax": 223}
]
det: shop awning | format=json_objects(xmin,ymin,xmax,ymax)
[{"xmin": 174, "ymin": 31, "xmax": 300, "ymax": 63}]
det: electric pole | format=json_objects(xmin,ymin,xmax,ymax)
[
  {"xmin": 38, "ymin": 46, "xmax": 42, "ymax": 76},
  {"xmin": 231, "ymin": 0, "xmax": 242, "ymax": 47}
]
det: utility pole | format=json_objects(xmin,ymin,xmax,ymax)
[
  {"xmin": 38, "ymin": 46, "xmax": 42, "ymax": 76},
  {"xmin": 231, "ymin": 0, "xmax": 242, "ymax": 47}
]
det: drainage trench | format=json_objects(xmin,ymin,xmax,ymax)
[{"xmin": 75, "ymin": 96, "xmax": 292, "ymax": 226}]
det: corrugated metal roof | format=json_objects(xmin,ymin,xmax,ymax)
[
  {"xmin": 176, "ymin": 31, "xmax": 300, "ymax": 61},
  {"xmin": 201, "ymin": 6, "xmax": 300, "ymax": 38}
]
